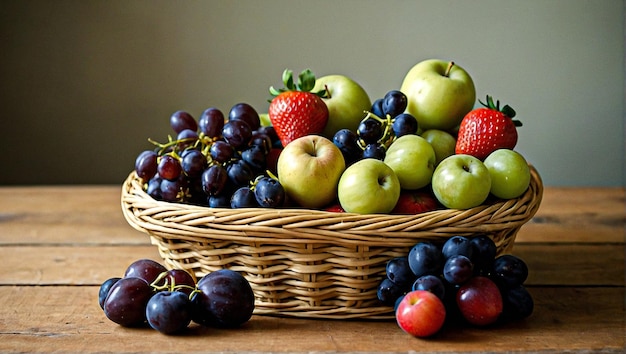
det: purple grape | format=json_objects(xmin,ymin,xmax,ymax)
[
  {"xmin": 230, "ymin": 186, "xmax": 259, "ymax": 208},
  {"xmin": 333, "ymin": 129, "xmax": 362, "ymax": 165},
  {"xmin": 170, "ymin": 111, "xmax": 197, "ymax": 134},
  {"xmin": 146, "ymin": 175, "xmax": 163, "ymax": 199},
  {"xmin": 253, "ymin": 176, "xmax": 285, "ymax": 208},
  {"xmin": 222, "ymin": 119, "xmax": 252, "ymax": 150},
  {"xmin": 385, "ymin": 257, "xmax": 414, "ymax": 288},
  {"xmin": 377, "ymin": 278, "xmax": 405, "ymax": 306},
  {"xmin": 160, "ymin": 177, "xmax": 185, "ymax": 202},
  {"xmin": 226, "ymin": 160, "xmax": 254, "ymax": 187},
  {"xmin": 500, "ymin": 285, "xmax": 534, "ymax": 321},
  {"xmin": 443, "ymin": 255, "xmax": 474, "ymax": 285},
  {"xmin": 241, "ymin": 145, "xmax": 267, "ymax": 172},
  {"xmin": 181, "ymin": 149, "xmax": 207, "ymax": 179},
  {"xmin": 382, "ymin": 90, "xmax": 408, "ymax": 118},
  {"xmin": 407, "ymin": 242, "xmax": 444, "ymax": 278},
  {"xmin": 208, "ymin": 193, "xmax": 231, "ymax": 208},
  {"xmin": 209, "ymin": 140, "xmax": 235, "ymax": 164},
  {"xmin": 470, "ymin": 235, "xmax": 497, "ymax": 274},
  {"xmin": 491, "ymin": 255, "xmax": 528, "ymax": 288},
  {"xmin": 135, "ymin": 150, "xmax": 158, "ymax": 183},
  {"xmin": 229, "ymin": 103, "xmax": 260, "ymax": 131},
  {"xmin": 199, "ymin": 107, "xmax": 225, "ymax": 138},
  {"xmin": 412, "ymin": 274, "xmax": 446, "ymax": 301},
  {"xmin": 442, "ymin": 236, "xmax": 474, "ymax": 260},
  {"xmin": 157, "ymin": 155, "xmax": 182, "ymax": 181},
  {"xmin": 370, "ymin": 98, "xmax": 385, "ymax": 118},
  {"xmin": 99, "ymin": 277, "xmax": 121, "ymax": 309},
  {"xmin": 357, "ymin": 117, "xmax": 383, "ymax": 144},
  {"xmin": 201, "ymin": 164, "xmax": 228, "ymax": 196},
  {"xmin": 391, "ymin": 113, "xmax": 418, "ymax": 137},
  {"xmin": 362, "ymin": 143, "xmax": 386, "ymax": 160}
]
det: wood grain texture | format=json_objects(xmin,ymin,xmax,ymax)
[{"xmin": 0, "ymin": 185, "xmax": 623, "ymax": 353}]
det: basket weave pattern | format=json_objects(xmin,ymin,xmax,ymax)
[{"xmin": 121, "ymin": 166, "xmax": 542, "ymax": 319}]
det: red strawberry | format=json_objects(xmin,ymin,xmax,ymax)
[
  {"xmin": 455, "ymin": 95, "xmax": 522, "ymax": 160},
  {"xmin": 268, "ymin": 69, "xmax": 329, "ymax": 147},
  {"xmin": 391, "ymin": 189, "xmax": 441, "ymax": 215}
]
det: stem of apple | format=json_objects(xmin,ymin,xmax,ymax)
[{"xmin": 445, "ymin": 61, "xmax": 455, "ymax": 77}]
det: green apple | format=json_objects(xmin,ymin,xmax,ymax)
[
  {"xmin": 312, "ymin": 74, "xmax": 371, "ymax": 139},
  {"xmin": 432, "ymin": 154, "xmax": 491, "ymax": 209},
  {"xmin": 400, "ymin": 59, "xmax": 476, "ymax": 131},
  {"xmin": 421, "ymin": 129, "xmax": 457, "ymax": 166},
  {"xmin": 483, "ymin": 149, "xmax": 531, "ymax": 199},
  {"xmin": 338, "ymin": 159, "xmax": 400, "ymax": 214},
  {"xmin": 277, "ymin": 135, "xmax": 345, "ymax": 209},
  {"xmin": 384, "ymin": 135, "xmax": 435, "ymax": 190}
]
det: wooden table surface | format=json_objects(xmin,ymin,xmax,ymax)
[{"xmin": 0, "ymin": 185, "xmax": 624, "ymax": 353}]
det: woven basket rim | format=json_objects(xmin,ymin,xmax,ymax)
[{"xmin": 121, "ymin": 164, "xmax": 543, "ymax": 245}]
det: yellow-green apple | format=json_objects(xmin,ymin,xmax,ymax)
[
  {"xmin": 384, "ymin": 135, "xmax": 435, "ymax": 190},
  {"xmin": 432, "ymin": 154, "xmax": 491, "ymax": 209},
  {"xmin": 396, "ymin": 290, "xmax": 446, "ymax": 338},
  {"xmin": 277, "ymin": 135, "xmax": 345, "ymax": 208},
  {"xmin": 337, "ymin": 159, "xmax": 400, "ymax": 214},
  {"xmin": 483, "ymin": 149, "xmax": 531, "ymax": 199},
  {"xmin": 421, "ymin": 129, "xmax": 457, "ymax": 166},
  {"xmin": 312, "ymin": 74, "xmax": 371, "ymax": 139},
  {"xmin": 400, "ymin": 59, "xmax": 476, "ymax": 131}
]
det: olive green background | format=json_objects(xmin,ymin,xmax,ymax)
[{"xmin": 1, "ymin": 0, "xmax": 624, "ymax": 186}]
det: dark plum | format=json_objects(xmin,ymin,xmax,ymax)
[
  {"xmin": 146, "ymin": 291, "xmax": 192, "ymax": 334},
  {"xmin": 192, "ymin": 269, "xmax": 255, "ymax": 328},
  {"xmin": 103, "ymin": 277, "xmax": 153, "ymax": 327},
  {"xmin": 124, "ymin": 258, "xmax": 168, "ymax": 285}
]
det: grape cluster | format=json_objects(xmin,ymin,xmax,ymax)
[
  {"xmin": 134, "ymin": 104, "xmax": 285, "ymax": 208},
  {"xmin": 333, "ymin": 90, "xmax": 419, "ymax": 165},
  {"xmin": 378, "ymin": 235, "xmax": 533, "ymax": 325},
  {"xmin": 99, "ymin": 259, "xmax": 255, "ymax": 334}
]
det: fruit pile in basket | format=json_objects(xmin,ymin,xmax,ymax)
[{"xmin": 133, "ymin": 58, "xmax": 532, "ymax": 214}]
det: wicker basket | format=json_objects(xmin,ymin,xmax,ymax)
[{"xmin": 121, "ymin": 165, "xmax": 542, "ymax": 320}]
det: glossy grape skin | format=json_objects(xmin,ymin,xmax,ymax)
[
  {"xmin": 99, "ymin": 277, "xmax": 121, "ymax": 309},
  {"xmin": 192, "ymin": 269, "xmax": 255, "ymax": 328},
  {"xmin": 146, "ymin": 291, "xmax": 192, "ymax": 334},
  {"xmin": 500, "ymin": 284, "xmax": 534, "ymax": 322},
  {"xmin": 209, "ymin": 140, "xmax": 235, "ymax": 164},
  {"xmin": 407, "ymin": 242, "xmax": 444, "ymax": 278},
  {"xmin": 333, "ymin": 129, "xmax": 362, "ymax": 165},
  {"xmin": 157, "ymin": 155, "xmax": 182, "ymax": 181},
  {"xmin": 181, "ymin": 149, "xmax": 207, "ymax": 179},
  {"xmin": 257, "ymin": 126, "xmax": 280, "ymax": 146},
  {"xmin": 226, "ymin": 160, "xmax": 255, "ymax": 187},
  {"xmin": 230, "ymin": 186, "xmax": 259, "ymax": 208},
  {"xmin": 124, "ymin": 259, "xmax": 168, "ymax": 285},
  {"xmin": 370, "ymin": 98, "xmax": 385, "ymax": 118},
  {"xmin": 249, "ymin": 131, "xmax": 272, "ymax": 154},
  {"xmin": 241, "ymin": 145, "xmax": 267, "ymax": 172},
  {"xmin": 377, "ymin": 278, "xmax": 405, "ymax": 306},
  {"xmin": 391, "ymin": 113, "xmax": 418, "ymax": 137},
  {"xmin": 208, "ymin": 193, "xmax": 231, "ymax": 208},
  {"xmin": 222, "ymin": 119, "xmax": 252, "ymax": 149},
  {"xmin": 229, "ymin": 103, "xmax": 260, "ymax": 131},
  {"xmin": 470, "ymin": 236, "xmax": 497, "ymax": 274},
  {"xmin": 442, "ymin": 236, "xmax": 474, "ymax": 260},
  {"xmin": 382, "ymin": 90, "xmax": 408, "ymax": 118},
  {"xmin": 254, "ymin": 177, "xmax": 285, "ymax": 208},
  {"xmin": 386, "ymin": 257, "xmax": 414, "ymax": 288},
  {"xmin": 103, "ymin": 277, "xmax": 153, "ymax": 327},
  {"xmin": 492, "ymin": 255, "xmax": 529, "ymax": 288},
  {"xmin": 456, "ymin": 276, "xmax": 503, "ymax": 326},
  {"xmin": 135, "ymin": 150, "xmax": 158, "ymax": 183},
  {"xmin": 443, "ymin": 255, "xmax": 474, "ymax": 285},
  {"xmin": 362, "ymin": 143, "xmax": 386, "ymax": 160},
  {"xmin": 202, "ymin": 164, "xmax": 228, "ymax": 196},
  {"xmin": 170, "ymin": 111, "xmax": 197, "ymax": 134},
  {"xmin": 146, "ymin": 175, "xmax": 163, "ymax": 199},
  {"xmin": 412, "ymin": 274, "xmax": 446, "ymax": 301},
  {"xmin": 198, "ymin": 107, "xmax": 225, "ymax": 138},
  {"xmin": 159, "ymin": 178, "xmax": 185, "ymax": 202},
  {"xmin": 357, "ymin": 118, "xmax": 383, "ymax": 144}
]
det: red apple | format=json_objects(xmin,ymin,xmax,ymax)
[
  {"xmin": 391, "ymin": 189, "xmax": 440, "ymax": 214},
  {"xmin": 396, "ymin": 290, "xmax": 446, "ymax": 338},
  {"xmin": 456, "ymin": 276, "xmax": 503, "ymax": 326}
]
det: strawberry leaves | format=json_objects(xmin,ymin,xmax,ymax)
[{"xmin": 270, "ymin": 69, "xmax": 327, "ymax": 98}]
